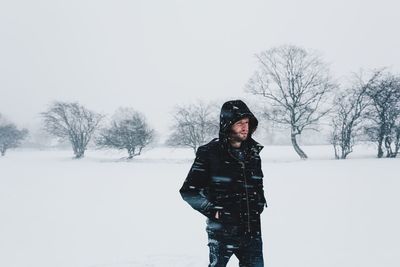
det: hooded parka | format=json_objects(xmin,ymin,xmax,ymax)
[{"xmin": 179, "ymin": 100, "xmax": 267, "ymax": 237}]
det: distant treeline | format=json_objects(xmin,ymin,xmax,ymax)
[{"xmin": 1, "ymin": 45, "xmax": 399, "ymax": 159}]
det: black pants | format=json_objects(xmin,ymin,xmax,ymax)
[{"xmin": 206, "ymin": 228, "xmax": 264, "ymax": 267}]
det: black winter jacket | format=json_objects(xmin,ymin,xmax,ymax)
[{"xmin": 179, "ymin": 100, "xmax": 267, "ymax": 236}]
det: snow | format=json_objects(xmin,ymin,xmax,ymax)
[{"xmin": 0, "ymin": 145, "xmax": 399, "ymax": 267}]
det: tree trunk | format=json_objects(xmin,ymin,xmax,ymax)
[
  {"xmin": 341, "ymin": 145, "xmax": 351, "ymax": 159},
  {"xmin": 74, "ymin": 147, "xmax": 85, "ymax": 158},
  {"xmin": 394, "ymin": 140, "xmax": 400, "ymax": 158},
  {"xmin": 291, "ymin": 133, "xmax": 308, "ymax": 159},
  {"xmin": 1, "ymin": 150, "xmax": 5, "ymax": 156},
  {"xmin": 333, "ymin": 144, "xmax": 339, "ymax": 159},
  {"xmin": 127, "ymin": 148, "xmax": 134, "ymax": 159},
  {"xmin": 377, "ymin": 138, "xmax": 384, "ymax": 158}
]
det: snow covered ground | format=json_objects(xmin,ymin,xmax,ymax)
[{"xmin": 0, "ymin": 145, "xmax": 399, "ymax": 267}]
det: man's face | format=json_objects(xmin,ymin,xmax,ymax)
[{"xmin": 229, "ymin": 117, "xmax": 249, "ymax": 142}]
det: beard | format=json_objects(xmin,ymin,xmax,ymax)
[{"xmin": 229, "ymin": 131, "xmax": 248, "ymax": 142}]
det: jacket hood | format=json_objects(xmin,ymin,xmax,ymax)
[{"xmin": 219, "ymin": 100, "xmax": 259, "ymax": 149}]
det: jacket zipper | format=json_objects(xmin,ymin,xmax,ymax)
[
  {"xmin": 240, "ymin": 161, "xmax": 251, "ymax": 233},
  {"xmin": 228, "ymin": 149, "xmax": 251, "ymax": 234}
]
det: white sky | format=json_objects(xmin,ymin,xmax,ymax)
[{"xmin": 1, "ymin": 0, "xmax": 399, "ymax": 137}]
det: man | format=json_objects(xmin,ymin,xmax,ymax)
[{"xmin": 180, "ymin": 100, "xmax": 267, "ymax": 267}]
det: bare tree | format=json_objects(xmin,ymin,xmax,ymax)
[
  {"xmin": 41, "ymin": 101, "xmax": 103, "ymax": 158},
  {"xmin": 166, "ymin": 101, "xmax": 219, "ymax": 154},
  {"xmin": 330, "ymin": 71, "xmax": 382, "ymax": 159},
  {"xmin": 0, "ymin": 116, "xmax": 28, "ymax": 156},
  {"xmin": 364, "ymin": 72, "xmax": 400, "ymax": 158},
  {"xmin": 96, "ymin": 108, "xmax": 155, "ymax": 159},
  {"xmin": 247, "ymin": 45, "xmax": 335, "ymax": 159}
]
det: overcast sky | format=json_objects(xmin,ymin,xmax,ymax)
[{"xmin": 1, "ymin": 0, "xmax": 399, "ymax": 138}]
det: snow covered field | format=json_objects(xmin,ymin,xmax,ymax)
[{"xmin": 1, "ymin": 145, "xmax": 399, "ymax": 267}]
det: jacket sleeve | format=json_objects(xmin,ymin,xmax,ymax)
[
  {"xmin": 258, "ymin": 182, "xmax": 267, "ymax": 213},
  {"xmin": 179, "ymin": 146, "xmax": 217, "ymax": 219},
  {"xmin": 256, "ymin": 158, "xmax": 268, "ymax": 213}
]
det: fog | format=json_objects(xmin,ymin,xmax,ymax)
[{"xmin": 1, "ymin": 0, "xmax": 399, "ymax": 137}]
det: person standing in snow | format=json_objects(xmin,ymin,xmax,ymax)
[{"xmin": 180, "ymin": 100, "xmax": 267, "ymax": 267}]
